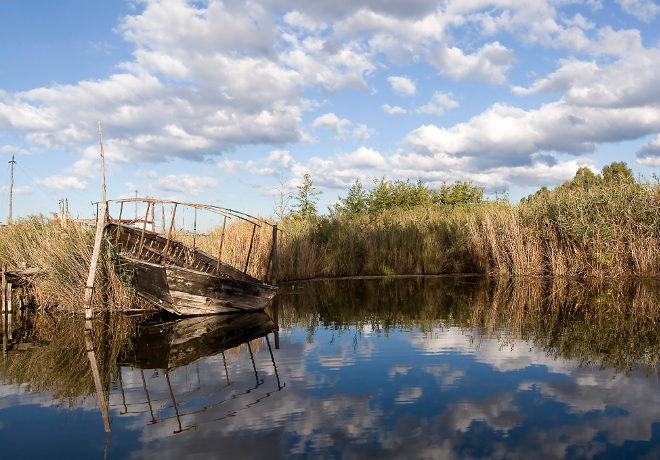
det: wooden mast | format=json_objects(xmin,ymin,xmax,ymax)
[{"xmin": 83, "ymin": 122, "xmax": 108, "ymax": 322}]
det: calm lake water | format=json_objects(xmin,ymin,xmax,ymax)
[{"xmin": 1, "ymin": 277, "xmax": 659, "ymax": 459}]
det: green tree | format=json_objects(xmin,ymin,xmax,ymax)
[
  {"xmin": 334, "ymin": 178, "xmax": 368, "ymax": 216},
  {"xmin": 602, "ymin": 161, "xmax": 635, "ymax": 184},
  {"xmin": 293, "ymin": 172, "xmax": 321, "ymax": 218},
  {"xmin": 439, "ymin": 181, "xmax": 484, "ymax": 205},
  {"xmin": 366, "ymin": 177, "xmax": 439, "ymax": 214},
  {"xmin": 562, "ymin": 167, "xmax": 602, "ymax": 191}
]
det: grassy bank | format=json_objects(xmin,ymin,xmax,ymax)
[
  {"xmin": 191, "ymin": 180, "xmax": 657, "ymax": 280},
  {"xmin": 0, "ymin": 217, "xmax": 140, "ymax": 311},
  {"xmin": 0, "ymin": 167, "xmax": 656, "ymax": 312}
]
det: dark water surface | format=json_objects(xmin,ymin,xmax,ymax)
[{"xmin": 1, "ymin": 277, "xmax": 659, "ymax": 459}]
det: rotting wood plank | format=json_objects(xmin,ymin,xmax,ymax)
[{"xmin": 83, "ymin": 201, "xmax": 107, "ymax": 321}]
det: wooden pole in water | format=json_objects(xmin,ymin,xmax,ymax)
[
  {"xmin": 84, "ymin": 328, "xmax": 111, "ymax": 432},
  {"xmin": 165, "ymin": 371, "xmax": 184, "ymax": 433},
  {"xmin": 266, "ymin": 334, "xmax": 283, "ymax": 390},
  {"xmin": 222, "ymin": 351, "xmax": 230, "ymax": 384},
  {"xmin": 272, "ymin": 298, "xmax": 280, "ymax": 350},
  {"xmin": 7, "ymin": 155, "xmax": 15, "ymax": 225},
  {"xmin": 6, "ymin": 283, "xmax": 12, "ymax": 341},
  {"xmin": 83, "ymin": 122, "xmax": 109, "ymax": 322}
]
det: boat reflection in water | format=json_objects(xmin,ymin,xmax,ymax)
[{"xmin": 112, "ymin": 308, "xmax": 284, "ymax": 435}]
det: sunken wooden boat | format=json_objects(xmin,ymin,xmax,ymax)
[
  {"xmin": 119, "ymin": 311, "xmax": 276, "ymax": 370},
  {"xmin": 106, "ymin": 223, "xmax": 277, "ymax": 316}
]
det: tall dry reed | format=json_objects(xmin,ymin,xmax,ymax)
[
  {"xmin": 266, "ymin": 182, "xmax": 659, "ymax": 279},
  {"xmin": 0, "ymin": 216, "xmax": 140, "ymax": 311}
]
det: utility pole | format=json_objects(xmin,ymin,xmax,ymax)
[{"xmin": 7, "ymin": 155, "xmax": 15, "ymax": 225}]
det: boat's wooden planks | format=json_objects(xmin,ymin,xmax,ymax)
[
  {"xmin": 106, "ymin": 223, "xmax": 258, "ymax": 284},
  {"xmin": 123, "ymin": 258, "xmax": 276, "ymax": 316}
]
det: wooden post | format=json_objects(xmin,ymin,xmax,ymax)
[
  {"xmin": 58, "ymin": 199, "xmax": 64, "ymax": 226},
  {"xmin": 6, "ymin": 283, "xmax": 12, "ymax": 341},
  {"xmin": 243, "ymin": 223, "xmax": 257, "ymax": 274},
  {"xmin": 151, "ymin": 202, "xmax": 156, "ymax": 232},
  {"xmin": 161, "ymin": 204, "xmax": 165, "ymax": 233},
  {"xmin": 216, "ymin": 216, "xmax": 227, "ymax": 273},
  {"xmin": 98, "ymin": 122, "xmax": 107, "ymax": 205},
  {"xmin": 84, "ymin": 202, "xmax": 107, "ymax": 320},
  {"xmin": 267, "ymin": 225, "xmax": 278, "ymax": 285},
  {"xmin": 7, "ymin": 155, "xmax": 15, "ymax": 225},
  {"xmin": 2, "ymin": 266, "xmax": 7, "ymax": 357},
  {"xmin": 84, "ymin": 124, "xmax": 109, "ymax": 321},
  {"xmin": 138, "ymin": 202, "xmax": 151, "ymax": 256},
  {"xmin": 192, "ymin": 208, "xmax": 197, "ymax": 251},
  {"xmin": 161, "ymin": 203, "xmax": 178, "ymax": 264}
]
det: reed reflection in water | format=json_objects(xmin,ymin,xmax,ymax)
[{"xmin": 0, "ymin": 276, "xmax": 658, "ymax": 459}]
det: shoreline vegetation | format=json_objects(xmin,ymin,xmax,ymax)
[{"xmin": 0, "ymin": 161, "xmax": 657, "ymax": 311}]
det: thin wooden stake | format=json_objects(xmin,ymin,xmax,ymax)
[
  {"xmin": 151, "ymin": 203, "xmax": 156, "ymax": 232},
  {"xmin": 98, "ymin": 122, "xmax": 107, "ymax": 205},
  {"xmin": 137, "ymin": 202, "xmax": 151, "ymax": 256},
  {"xmin": 83, "ymin": 123, "xmax": 108, "ymax": 320},
  {"xmin": 84, "ymin": 201, "xmax": 107, "ymax": 320},
  {"xmin": 6, "ymin": 283, "xmax": 12, "ymax": 341},
  {"xmin": 266, "ymin": 224, "xmax": 278, "ymax": 285},
  {"xmin": 161, "ymin": 203, "xmax": 178, "ymax": 264},
  {"xmin": 192, "ymin": 208, "xmax": 198, "ymax": 252},
  {"xmin": 116, "ymin": 202, "xmax": 124, "ymax": 246},
  {"xmin": 216, "ymin": 215, "xmax": 227, "ymax": 273},
  {"xmin": 7, "ymin": 155, "xmax": 15, "ymax": 225},
  {"xmin": 2, "ymin": 266, "xmax": 7, "ymax": 357},
  {"xmin": 243, "ymin": 223, "xmax": 257, "ymax": 274}
]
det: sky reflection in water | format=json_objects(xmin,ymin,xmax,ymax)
[{"xmin": 0, "ymin": 277, "xmax": 659, "ymax": 459}]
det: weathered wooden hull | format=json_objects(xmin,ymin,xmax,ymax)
[
  {"xmin": 106, "ymin": 223, "xmax": 277, "ymax": 315},
  {"xmin": 122, "ymin": 257, "xmax": 277, "ymax": 315},
  {"xmin": 106, "ymin": 223, "xmax": 260, "ymax": 283},
  {"xmin": 119, "ymin": 311, "xmax": 276, "ymax": 370}
]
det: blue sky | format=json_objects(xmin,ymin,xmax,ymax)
[{"xmin": 1, "ymin": 0, "xmax": 660, "ymax": 222}]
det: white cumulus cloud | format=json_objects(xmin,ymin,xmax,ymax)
[{"xmin": 387, "ymin": 76, "xmax": 416, "ymax": 96}]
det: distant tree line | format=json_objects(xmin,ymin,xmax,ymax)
[
  {"xmin": 522, "ymin": 161, "xmax": 637, "ymax": 202},
  {"xmin": 291, "ymin": 173, "xmax": 484, "ymax": 219},
  {"xmin": 290, "ymin": 161, "xmax": 642, "ymax": 219}
]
